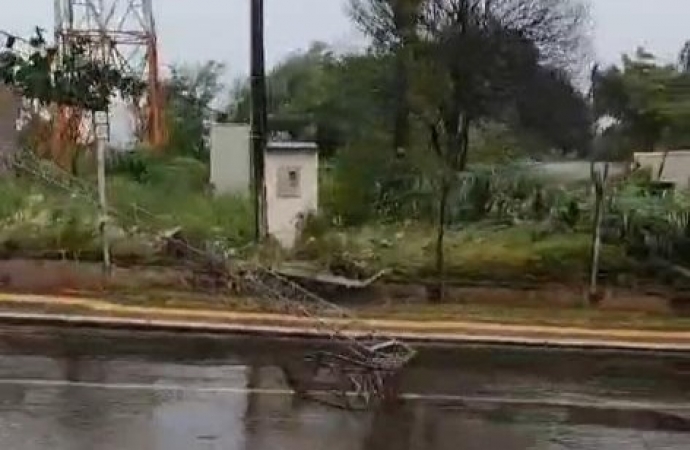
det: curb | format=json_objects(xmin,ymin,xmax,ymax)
[{"xmin": 0, "ymin": 311, "xmax": 689, "ymax": 354}]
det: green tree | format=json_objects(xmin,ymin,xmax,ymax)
[
  {"xmin": 317, "ymin": 51, "xmax": 398, "ymax": 150},
  {"xmin": 164, "ymin": 60, "xmax": 226, "ymax": 161},
  {"xmin": 0, "ymin": 28, "xmax": 144, "ymax": 111},
  {"xmin": 0, "ymin": 28, "xmax": 146, "ymax": 171},
  {"xmin": 593, "ymin": 48, "xmax": 690, "ymax": 154},
  {"xmin": 514, "ymin": 65, "xmax": 592, "ymax": 156},
  {"xmin": 349, "ymin": 0, "xmax": 425, "ymax": 153},
  {"xmin": 354, "ymin": 0, "xmax": 589, "ymax": 300},
  {"xmin": 229, "ymin": 43, "xmax": 397, "ymax": 155},
  {"xmin": 229, "ymin": 43, "xmax": 334, "ymax": 132}
]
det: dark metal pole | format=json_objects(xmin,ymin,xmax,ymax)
[{"xmin": 250, "ymin": 0, "xmax": 268, "ymax": 242}]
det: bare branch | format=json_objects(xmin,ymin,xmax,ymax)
[
  {"xmin": 349, "ymin": 0, "xmax": 425, "ymax": 51},
  {"xmin": 349, "ymin": 0, "xmax": 397, "ymax": 49},
  {"xmin": 418, "ymin": 0, "xmax": 590, "ymax": 71}
]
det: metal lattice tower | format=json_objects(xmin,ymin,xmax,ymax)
[{"xmin": 52, "ymin": 0, "xmax": 165, "ymax": 160}]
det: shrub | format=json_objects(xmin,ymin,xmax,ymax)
[{"xmin": 108, "ymin": 152, "xmax": 208, "ymax": 192}]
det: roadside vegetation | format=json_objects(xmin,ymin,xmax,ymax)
[
  {"xmin": 0, "ymin": 155, "xmax": 253, "ymax": 262},
  {"xmin": 3, "ymin": 0, "xmax": 690, "ymax": 310}
]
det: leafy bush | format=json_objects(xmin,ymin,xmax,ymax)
[
  {"xmin": 108, "ymin": 152, "xmax": 208, "ymax": 192},
  {"xmin": 107, "ymin": 151, "xmax": 150, "ymax": 183},
  {"xmin": 321, "ymin": 143, "xmax": 388, "ymax": 226},
  {"xmin": 321, "ymin": 136, "xmax": 424, "ymax": 226}
]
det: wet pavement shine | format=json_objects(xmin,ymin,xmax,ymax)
[{"xmin": 0, "ymin": 326, "xmax": 687, "ymax": 449}]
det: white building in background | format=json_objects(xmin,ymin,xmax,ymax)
[
  {"xmin": 210, "ymin": 123, "xmax": 318, "ymax": 248},
  {"xmin": 527, "ymin": 160, "xmax": 628, "ymax": 184},
  {"xmin": 210, "ymin": 124, "xmax": 252, "ymax": 193},
  {"xmin": 633, "ymin": 150, "xmax": 690, "ymax": 189}
]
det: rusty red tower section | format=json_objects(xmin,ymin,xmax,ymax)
[{"xmin": 52, "ymin": 0, "xmax": 165, "ymax": 163}]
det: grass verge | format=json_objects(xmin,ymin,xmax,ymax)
[
  {"xmin": 292, "ymin": 222, "xmax": 635, "ymax": 283},
  {"xmin": 357, "ymin": 303, "xmax": 690, "ymax": 331}
]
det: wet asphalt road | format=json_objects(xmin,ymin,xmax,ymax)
[{"xmin": 0, "ymin": 326, "xmax": 687, "ymax": 449}]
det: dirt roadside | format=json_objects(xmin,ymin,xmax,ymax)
[{"xmin": 0, "ymin": 293, "xmax": 688, "ymax": 352}]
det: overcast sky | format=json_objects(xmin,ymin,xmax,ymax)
[{"xmin": 4, "ymin": 0, "xmax": 690, "ymax": 75}]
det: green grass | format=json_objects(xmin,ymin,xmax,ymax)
[
  {"xmin": 357, "ymin": 303, "xmax": 690, "ymax": 331},
  {"xmin": 107, "ymin": 175, "xmax": 253, "ymax": 247},
  {"xmin": 0, "ymin": 157, "xmax": 254, "ymax": 262},
  {"xmin": 293, "ymin": 222, "xmax": 634, "ymax": 283}
]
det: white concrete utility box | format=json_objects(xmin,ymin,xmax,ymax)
[
  {"xmin": 264, "ymin": 141, "xmax": 319, "ymax": 248},
  {"xmin": 210, "ymin": 123, "xmax": 318, "ymax": 248}
]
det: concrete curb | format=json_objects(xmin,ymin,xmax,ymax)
[{"xmin": 0, "ymin": 311, "xmax": 689, "ymax": 354}]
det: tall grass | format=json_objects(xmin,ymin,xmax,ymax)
[
  {"xmin": 108, "ymin": 176, "xmax": 253, "ymax": 247},
  {"xmin": 0, "ymin": 155, "xmax": 254, "ymax": 260},
  {"xmin": 293, "ymin": 222, "xmax": 633, "ymax": 282}
]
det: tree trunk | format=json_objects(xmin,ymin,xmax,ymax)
[
  {"xmin": 588, "ymin": 163, "xmax": 609, "ymax": 305},
  {"xmin": 589, "ymin": 189, "xmax": 603, "ymax": 303},
  {"xmin": 430, "ymin": 178, "xmax": 450, "ymax": 303},
  {"xmin": 428, "ymin": 117, "xmax": 470, "ymax": 303},
  {"xmin": 657, "ymin": 149, "xmax": 670, "ymax": 181},
  {"xmin": 458, "ymin": 116, "xmax": 470, "ymax": 171}
]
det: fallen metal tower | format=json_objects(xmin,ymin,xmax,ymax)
[{"xmin": 52, "ymin": 0, "xmax": 165, "ymax": 160}]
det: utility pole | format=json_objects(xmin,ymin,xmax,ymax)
[
  {"xmin": 587, "ymin": 63, "xmax": 606, "ymax": 305},
  {"xmin": 250, "ymin": 0, "xmax": 268, "ymax": 242},
  {"xmin": 94, "ymin": 110, "xmax": 112, "ymax": 276}
]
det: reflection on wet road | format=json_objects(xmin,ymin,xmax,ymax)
[{"xmin": 0, "ymin": 326, "xmax": 688, "ymax": 449}]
